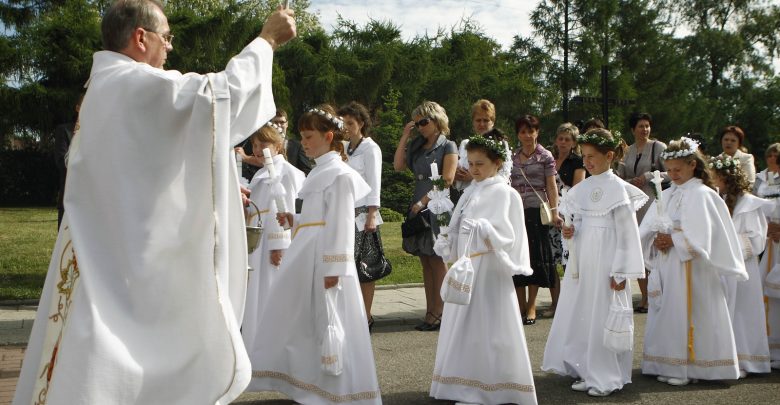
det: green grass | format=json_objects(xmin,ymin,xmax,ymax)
[
  {"xmin": 0, "ymin": 208, "xmax": 422, "ymax": 300},
  {"xmin": 0, "ymin": 208, "xmax": 58, "ymax": 300}
]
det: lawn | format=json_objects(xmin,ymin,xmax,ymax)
[{"xmin": 0, "ymin": 207, "xmax": 422, "ymax": 301}]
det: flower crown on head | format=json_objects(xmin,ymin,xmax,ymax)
[
  {"xmin": 661, "ymin": 136, "xmax": 700, "ymax": 160},
  {"xmin": 265, "ymin": 121, "xmax": 284, "ymax": 135},
  {"xmin": 708, "ymin": 154, "xmax": 741, "ymax": 173},
  {"xmin": 308, "ymin": 108, "xmax": 344, "ymax": 130},
  {"xmin": 576, "ymin": 130, "xmax": 621, "ymax": 149},
  {"xmin": 468, "ymin": 134, "xmax": 509, "ymax": 161}
]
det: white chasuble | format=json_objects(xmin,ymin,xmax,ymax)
[
  {"xmin": 722, "ymin": 194, "xmax": 771, "ymax": 373},
  {"xmin": 14, "ymin": 38, "xmax": 276, "ymax": 405},
  {"xmin": 639, "ymin": 178, "xmax": 747, "ymax": 380},
  {"xmin": 542, "ymin": 170, "xmax": 647, "ymax": 393},
  {"xmin": 247, "ymin": 151, "xmax": 381, "ymax": 405},
  {"xmin": 430, "ymin": 176, "xmax": 537, "ymax": 405}
]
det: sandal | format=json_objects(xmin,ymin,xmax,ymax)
[{"xmin": 421, "ymin": 313, "xmax": 442, "ymax": 331}]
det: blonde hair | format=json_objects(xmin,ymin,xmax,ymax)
[
  {"xmin": 250, "ymin": 125, "xmax": 286, "ymax": 158},
  {"xmin": 471, "ymin": 99, "xmax": 496, "ymax": 122},
  {"xmin": 551, "ymin": 122, "xmax": 581, "ymax": 158},
  {"xmin": 411, "ymin": 101, "xmax": 450, "ymax": 136}
]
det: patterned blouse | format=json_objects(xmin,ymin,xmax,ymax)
[{"xmin": 511, "ymin": 143, "xmax": 557, "ymax": 209}]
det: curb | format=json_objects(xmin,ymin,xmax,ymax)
[{"xmin": 375, "ymin": 283, "xmax": 423, "ymax": 290}]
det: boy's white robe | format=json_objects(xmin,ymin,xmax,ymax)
[
  {"xmin": 242, "ymin": 155, "xmax": 305, "ymax": 355},
  {"xmin": 13, "ymin": 38, "xmax": 276, "ymax": 405},
  {"xmin": 639, "ymin": 178, "xmax": 747, "ymax": 380},
  {"xmin": 430, "ymin": 176, "xmax": 537, "ymax": 405},
  {"xmin": 247, "ymin": 152, "xmax": 381, "ymax": 404},
  {"xmin": 721, "ymin": 194, "xmax": 771, "ymax": 373},
  {"xmin": 541, "ymin": 170, "xmax": 647, "ymax": 393}
]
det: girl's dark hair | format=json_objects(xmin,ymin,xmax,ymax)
[
  {"xmin": 483, "ymin": 127, "xmax": 507, "ymax": 142},
  {"xmin": 663, "ymin": 138, "xmax": 716, "ymax": 190},
  {"xmin": 337, "ymin": 102, "xmax": 372, "ymax": 137},
  {"xmin": 514, "ymin": 114, "xmax": 540, "ymax": 134},
  {"xmin": 298, "ymin": 104, "xmax": 347, "ymax": 161},
  {"xmin": 712, "ymin": 164, "xmax": 750, "ymax": 215},
  {"xmin": 580, "ymin": 128, "xmax": 624, "ymax": 168},
  {"xmin": 465, "ymin": 138, "xmax": 505, "ymax": 164}
]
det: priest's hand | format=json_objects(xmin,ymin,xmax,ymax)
[
  {"xmin": 610, "ymin": 277, "xmax": 626, "ymax": 291},
  {"xmin": 277, "ymin": 212, "xmax": 294, "ymax": 228},
  {"xmin": 654, "ymin": 232, "xmax": 673, "ymax": 253},
  {"xmin": 324, "ymin": 276, "xmax": 339, "ymax": 289},
  {"xmin": 270, "ymin": 249, "xmax": 283, "ymax": 266},
  {"xmin": 562, "ymin": 224, "xmax": 574, "ymax": 239},
  {"xmin": 241, "ymin": 186, "xmax": 251, "ymax": 207},
  {"xmin": 260, "ymin": 7, "xmax": 296, "ymax": 50}
]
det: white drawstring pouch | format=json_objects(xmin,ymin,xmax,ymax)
[
  {"xmin": 440, "ymin": 229, "xmax": 475, "ymax": 305},
  {"xmin": 603, "ymin": 289, "xmax": 634, "ymax": 354},
  {"xmin": 321, "ymin": 284, "xmax": 345, "ymax": 376}
]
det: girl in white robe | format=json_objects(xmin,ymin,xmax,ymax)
[
  {"xmin": 242, "ymin": 124, "xmax": 305, "ymax": 362},
  {"xmin": 430, "ymin": 135, "xmax": 537, "ymax": 405},
  {"xmin": 755, "ymin": 147, "xmax": 780, "ymax": 368},
  {"xmin": 541, "ymin": 128, "xmax": 647, "ymax": 397},
  {"xmin": 639, "ymin": 137, "xmax": 747, "ymax": 386},
  {"xmin": 247, "ymin": 106, "xmax": 381, "ymax": 404},
  {"xmin": 709, "ymin": 154, "xmax": 771, "ymax": 376}
]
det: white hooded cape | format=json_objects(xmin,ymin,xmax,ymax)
[{"xmin": 13, "ymin": 38, "xmax": 276, "ymax": 405}]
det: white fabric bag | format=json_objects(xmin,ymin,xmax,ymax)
[
  {"xmin": 440, "ymin": 228, "xmax": 475, "ymax": 305},
  {"xmin": 321, "ymin": 284, "xmax": 345, "ymax": 376},
  {"xmin": 765, "ymin": 264, "xmax": 780, "ymax": 299},
  {"xmin": 603, "ymin": 289, "xmax": 634, "ymax": 353}
]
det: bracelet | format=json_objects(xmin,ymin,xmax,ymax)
[
  {"xmin": 415, "ymin": 201, "xmax": 424, "ymax": 209},
  {"xmin": 550, "ymin": 207, "xmax": 558, "ymax": 211}
]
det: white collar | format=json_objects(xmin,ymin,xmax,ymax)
[{"xmin": 314, "ymin": 151, "xmax": 340, "ymax": 166}]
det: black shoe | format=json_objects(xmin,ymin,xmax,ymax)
[
  {"xmin": 523, "ymin": 318, "xmax": 536, "ymax": 325},
  {"xmin": 421, "ymin": 313, "xmax": 441, "ymax": 331}
]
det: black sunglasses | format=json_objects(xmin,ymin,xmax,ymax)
[{"xmin": 415, "ymin": 117, "xmax": 431, "ymax": 128}]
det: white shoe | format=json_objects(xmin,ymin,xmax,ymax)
[
  {"xmin": 571, "ymin": 380, "xmax": 588, "ymax": 392},
  {"xmin": 666, "ymin": 377, "xmax": 690, "ymax": 386},
  {"xmin": 587, "ymin": 388, "xmax": 614, "ymax": 397},
  {"xmin": 739, "ymin": 369, "xmax": 748, "ymax": 378},
  {"xmin": 656, "ymin": 375, "xmax": 669, "ymax": 383}
]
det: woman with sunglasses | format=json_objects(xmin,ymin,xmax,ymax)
[{"xmin": 394, "ymin": 101, "xmax": 458, "ymax": 331}]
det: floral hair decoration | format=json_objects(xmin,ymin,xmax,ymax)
[
  {"xmin": 265, "ymin": 121, "xmax": 284, "ymax": 134},
  {"xmin": 469, "ymin": 134, "xmax": 509, "ymax": 161},
  {"xmin": 661, "ymin": 136, "xmax": 700, "ymax": 160},
  {"xmin": 308, "ymin": 108, "xmax": 344, "ymax": 130},
  {"xmin": 576, "ymin": 131, "xmax": 622, "ymax": 149},
  {"xmin": 708, "ymin": 154, "xmax": 741, "ymax": 174}
]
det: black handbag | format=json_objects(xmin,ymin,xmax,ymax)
[
  {"xmin": 401, "ymin": 209, "xmax": 431, "ymax": 238},
  {"xmin": 356, "ymin": 232, "xmax": 392, "ymax": 282}
]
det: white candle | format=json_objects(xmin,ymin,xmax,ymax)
[
  {"xmin": 650, "ymin": 170, "xmax": 665, "ymax": 217},
  {"xmin": 430, "ymin": 162, "xmax": 439, "ymax": 179},
  {"xmin": 263, "ymin": 148, "xmax": 277, "ymax": 179},
  {"xmin": 561, "ymin": 188, "xmax": 572, "ymax": 227}
]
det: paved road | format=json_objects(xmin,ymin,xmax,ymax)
[
  {"xmin": 235, "ymin": 316, "xmax": 780, "ymax": 405},
  {"xmin": 2, "ymin": 284, "xmax": 780, "ymax": 404}
]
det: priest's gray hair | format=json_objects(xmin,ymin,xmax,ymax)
[{"xmin": 102, "ymin": 0, "xmax": 165, "ymax": 52}]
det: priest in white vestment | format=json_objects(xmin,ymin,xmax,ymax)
[{"xmin": 13, "ymin": 2, "xmax": 295, "ymax": 404}]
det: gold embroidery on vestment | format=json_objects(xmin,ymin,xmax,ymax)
[
  {"xmin": 643, "ymin": 354, "xmax": 735, "ymax": 367},
  {"xmin": 432, "ymin": 374, "xmax": 535, "ymax": 393},
  {"xmin": 252, "ymin": 370, "xmax": 380, "ymax": 402}
]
